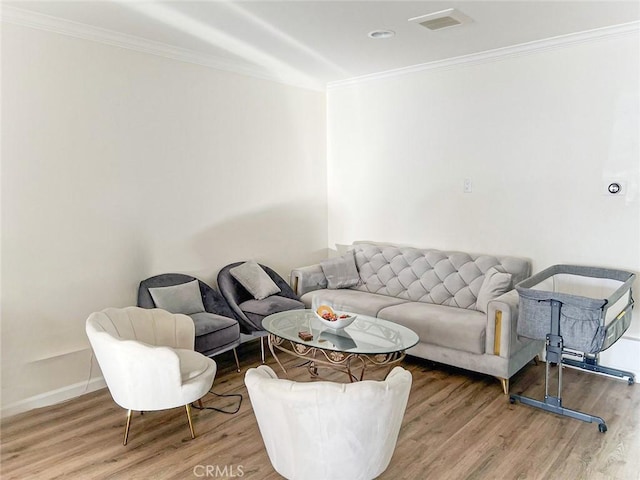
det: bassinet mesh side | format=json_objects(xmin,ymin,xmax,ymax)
[{"xmin": 516, "ymin": 265, "xmax": 635, "ymax": 354}]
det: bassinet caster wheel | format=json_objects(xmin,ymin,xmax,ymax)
[
  {"xmin": 598, "ymin": 423, "xmax": 607, "ymax": 433},
  {"xmin": 628, "ymin": 377, "xmax": 635, "ymax": 386}
]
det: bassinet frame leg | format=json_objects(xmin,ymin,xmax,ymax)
[
  {"xmin": 510, "ymin": 393, "xmax": 607, "ymax": 432},
  {"xmin": 509, "ymin": 300, "xmax": 609, "ymax": 432},
  {"xmin": 562, "ymin": 354, "xmax": 635, "ymax": 385}
]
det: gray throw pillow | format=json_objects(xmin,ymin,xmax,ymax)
[
  {"xmin": 148, "ymin": 279, "xmax": 205, "ymax": 315},
  {"xmin": 320, "ymin": 251, "xmax": 360, "ymax": 289},
  {"xmin": 476, "ymin": 267, "xmax": 512, "ymax": 313},
  {"xmin": 230, "ymin": 261, "xmax": 281, "ymax": 300}
]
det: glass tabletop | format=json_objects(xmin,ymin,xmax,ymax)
[{"xmin": 262, "ymin": 310, "xmax": 419, "ymax": 355}]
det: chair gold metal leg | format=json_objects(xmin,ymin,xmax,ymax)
[
  {"xmin": 185, "ymin": 404, "xmax": 196, "ymax": 439},
  {"xmin": 123, "ymin": 409, "xmax": 133, "ymax": 446},
  {"xmin": 233, "ymin": 348, "xmax": 241, "ymax": 372}
]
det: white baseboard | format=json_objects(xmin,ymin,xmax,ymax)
[
  {"xmin": 2, "ymin": 337, "xmax": 263, "ymax": 419},
  {"xmin": 1, "ymin": 376, "xmax": 107, "ymax": 419}
]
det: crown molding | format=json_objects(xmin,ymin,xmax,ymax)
[
  {"xmin": 328, "ymin": 21, "xmax": 640, "ymax": 89},
  {"xmin": 2, "ymin": 5, "xmax": 637, "ymax": 93},
  {"xmin": 0, "ymin": 6, "xmax": 325, "ymax": 92}
]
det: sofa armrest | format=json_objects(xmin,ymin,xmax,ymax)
[
  {"xmin": 290, "ymin": 265, "xmax": 327, "ymax": 297},
  {"xmin": 485, "ymin": 290, "xmax": 521, "ymax": 359}
]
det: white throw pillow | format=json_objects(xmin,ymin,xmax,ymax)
[
  {"xmin": 230, "ymin": 261, "xmax": 281, "ymax": 300},
  {"xmin": 476, "ymin": 267, "xmax": 512, "ymax": 313}
]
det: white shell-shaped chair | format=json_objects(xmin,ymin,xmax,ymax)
[
  {"xmin": 86, "ymin": 306, "xmax": 216, "ymax": 445},
  {"xmin": 245, "ymin": 365, "xmax": 412, "ymax": 480}
]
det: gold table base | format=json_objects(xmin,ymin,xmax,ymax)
[{"xmin": 268, "ymin": 334, "xmax": 407, "ymax": 382}]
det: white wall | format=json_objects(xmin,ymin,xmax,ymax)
[
  {"xmin": 3, "ymin": 21, "xmax": 639, "ymax": 416},
  {"xmin": 1, "ymin": 23, "xmax": 327, "ymax": 414},
  {"xmin": 327, "ymin": 33, "xmax": 639, "ymax": 370}
]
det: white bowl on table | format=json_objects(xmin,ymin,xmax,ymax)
[{"xmin": 314, "ymin": 310, "xmax": 357, "ymax": 330}]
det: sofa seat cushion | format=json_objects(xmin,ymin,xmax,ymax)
[
  {"xmin": 378, "ymin": 302, "xmax": 486, "ymax": 354},
  {"xmin": 240, "ymin": 296, "xmax": 305, "ymax": 328},
  {"xmin": 300, "ymin": 289, "xmax": 409, "ymax": 317},
  {"xmin": 240, "ymin": 296, "xmax": 305, "ymax": 316},
  {"xmin": 190, "ymin": 312, "xmax": 240, "ymax": 354},
  {"xmin": 174, "ymin": 348, "xmax": 211, "ymax": 382}
]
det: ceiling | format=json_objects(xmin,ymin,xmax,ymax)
[{"xmin": 4, "ymin": 1, "xmax": 640, "ymax": 89}]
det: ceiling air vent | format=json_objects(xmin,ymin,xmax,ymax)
[{"xmin": 409, "ymin": 8, "xmax": 473, "ymax": 31}]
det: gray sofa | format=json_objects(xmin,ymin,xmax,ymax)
[{"xmin": 290, "ymin": 242, "xmax": 543, "ymax": 394}]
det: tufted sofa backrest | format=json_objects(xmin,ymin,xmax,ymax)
[{"xmin": 351, "ymin": 243, "xmax": 531, "ymax": 310}]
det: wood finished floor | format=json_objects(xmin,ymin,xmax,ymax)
[{"xmin": 2, "ymin": 341, "xmax": 639, "ymax": 480}]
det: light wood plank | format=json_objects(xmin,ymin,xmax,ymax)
[{"xmin": 2, "ymin": 343, "xmax": 639, "ymax": 479}]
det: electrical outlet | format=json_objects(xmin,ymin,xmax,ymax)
[{"xmin": 463, "ymin": 178, "xmax": 472, "ymax": 193}]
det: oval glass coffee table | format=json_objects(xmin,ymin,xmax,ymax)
[{"xmin": 262, "ymin": 310, "xmax": 419, "ymax": 382}]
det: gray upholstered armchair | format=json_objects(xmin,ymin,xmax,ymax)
[
  {"xmin": 138, "ymin": 273, "xmax": 241, "ymax": 371},
  {"xmin": 217, "ymin": 262, "xmax": 304, "ymax": 362}
]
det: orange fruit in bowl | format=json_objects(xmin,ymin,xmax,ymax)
[{"xmin": 316, "ymin": 305, "xmax": 335, "ymax": 317}]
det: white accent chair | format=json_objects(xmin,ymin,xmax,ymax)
[
  {"xmin": 245, "ymin": 365, "xmax": 412, "ymax": 480},
  {"xmin": 86, "ymin": 306, "xmax": 216, "ymax": 445}
]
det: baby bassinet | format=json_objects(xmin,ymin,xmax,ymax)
[{"xmin": 510, "ymin": 264, "xmax": 635, "ymax": 432}]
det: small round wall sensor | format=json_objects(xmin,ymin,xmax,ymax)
[{"xmin": 608, "ymin": 182, "xmax": 621, "ymax": 194}]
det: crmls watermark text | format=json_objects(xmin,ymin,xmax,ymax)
[{"xmin": 193, "ymin": 464, "xmax": 245, "ymax": 477}]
